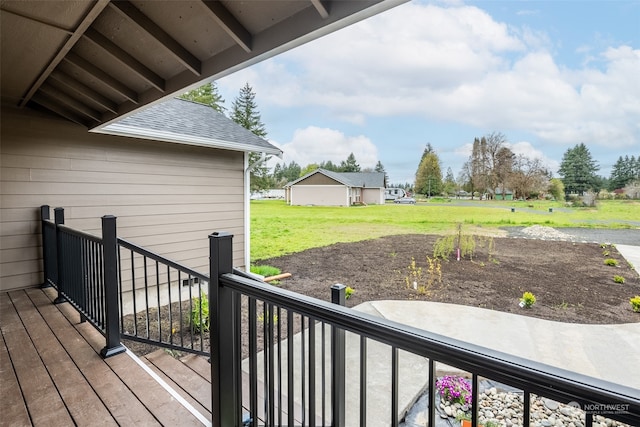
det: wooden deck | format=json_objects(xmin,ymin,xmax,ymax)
[{"xmin": 0, "ymin": 287, "xmax": 213, "ymax": 427}]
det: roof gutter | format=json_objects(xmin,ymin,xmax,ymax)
[{"xmin": 94, "ymin": 123, "xmax": 283, "ymax": 157}]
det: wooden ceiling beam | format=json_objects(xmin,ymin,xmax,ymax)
[
  {"xmin": 63, "ymin": 52, "xmax": 138, "ymax": 104},
  {"xmin": 19, "ymin": 0, "xmax": 111, "ymax": 107},
  {"xmin": 201, "ymin": 0, "xmax": 252, "ymax": 53},
  {"xmin": 39, "ymin": 83, "xmax": 102, "ymax": 122},
  {"xmin": 49, "ymin": 70, "xmax": 118, "ymax": 114},
  {"xmin": 109, "ymin": 1, "xmax": 201, "ymax": 76},
  {"xmin": 310, "ymin": 0, "xmax": 330, "ymax": 19},
  {"xmin": 83, "ymin": 28, "xmax": 165, "ymax": 92},
  {"xmin": 32, "ymin": 94, "xmax": 89, "ymax": 127}
]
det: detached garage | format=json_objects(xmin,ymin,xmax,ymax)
[{"xmin": 285, "ymin": 169, "xmax": 386, "ymax": 206}]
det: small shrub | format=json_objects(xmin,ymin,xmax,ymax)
[
  {"xmin": 520, "ymin": 291, "xmax": 536, "ymax": 308},
  {"xmin": 613, "ymin": 275, "xmax": 625, "ymax": 284},
  {"xmin": 630, "ymin": 296, "xmax": 640, "ymax": 313},
  {"xmin": 345, "ymin": 286, "xmax": 355, "ymax": 299},
  {"xmin": 604, "ymin": 259, "xmax": 619, "ymax": 266},
  {"xmin": 404, "ymin": 256, "xmax": 441, "ymax": 294},
  {"xmin": 190, "ymin": 294, "xmax": 210, "ymax": 333},
  {"xmin": 404, "ymin": 257, "xmax": 422, "ymax": 290}
]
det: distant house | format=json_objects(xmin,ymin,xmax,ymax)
[
  {"xmin": 285, "ymin": 169, "xmax": 386, "ymax": 206},
  {"xmin": 495, "ymin": 188, "xmax": 514, "ymax": 201}
]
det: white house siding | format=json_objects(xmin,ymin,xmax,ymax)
[
  {"xmin": 0, "ymin": 107, "xmax": 246, "ymax": 292},
  {"xmin": 290, "ymin": 185, "xmax": 349, "ymax": 206},
  {"xmin": 362, "ymin": 188, "xmax": 385, "ymax": 205}
]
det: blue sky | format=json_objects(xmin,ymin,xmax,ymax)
[{"xmin": 217, "ymin": 0, "xmax": 639, "ymax": 185}]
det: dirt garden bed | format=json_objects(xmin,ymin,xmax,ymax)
[{"xmin": 123, "ymin": 233, "xmax": 640, "ymax": 357}]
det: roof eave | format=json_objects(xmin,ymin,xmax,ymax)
[{"xmin": 93, "ymin": 123, "xmax": 283, "ymax": 157}]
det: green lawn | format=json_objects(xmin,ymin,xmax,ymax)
[{"xmin": 250, "ymin": 199, "xmax": 640, "ymax": 261}]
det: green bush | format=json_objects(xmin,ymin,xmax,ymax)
[
  {"xmin": 520, "ymin": 291, "xmax": 536, "ymax": 308},
  {"xmin": 190, "ymin": 294, "xmax": 210, "ymax": 333},
  {"xmin": 630, "ymin": 296, "xmax": 640, "ymax": 313},
  {"xmin": 604, "ymin": 258, "xmax": 619, "ymax": 266},
  {"xmin": 345, "ymin": 286, "xmax": 355, "ymax": 300},
  {"xmin": 613, "ymin": 275, "xmax": 625, "ymax": 284}
]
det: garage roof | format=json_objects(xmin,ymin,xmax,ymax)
[
  {"xmin": 99, "ymin": 97, "xmax": 283, "ymax": 155},
  {"xmin": 1, "ymin": 0, "xmax": 406, "ymax": 129},
  {"xmin": 289, "ymin": 168, "xmax": 386, "ymax": 188}
]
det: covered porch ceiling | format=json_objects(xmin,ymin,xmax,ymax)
[{"xmin": 1, "ymin": 0, "xmax": 406, "ymax": 130}]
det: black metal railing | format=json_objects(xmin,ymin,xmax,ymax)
[
  {"xmin": 40, "ymin": 206, "xmax": 124, "ymax": 357},
  {"xmin": 39, "ymin": 207, "xmax": 640, "ymax": 427},
  {"xmin": 117, "ymin": 237, "xmax": 210, "ymax": 356},
  {"xmin": 40, "ymin": 205, "xmax": 210, "ymax": 357},
  {"xmin": 208, "ymin": 232, "xmax": 640, "ymax": 427}
]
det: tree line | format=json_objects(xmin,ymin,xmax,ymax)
[
  {"xmin": 415, "ymin": 133, "xmax": 639, "ymax": 200},
  {"xmin": 181, "ymin": 83, "xmax": 638, "ymax": 198}
]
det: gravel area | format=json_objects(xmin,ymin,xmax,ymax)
[{"xmin": 502, "ymin": 226, "xmax": 640, "ymax": 245}]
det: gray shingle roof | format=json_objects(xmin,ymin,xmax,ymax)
[
  {"xmin": 288, "ymin": 169, "xmax": 385, "ymax": 188},
  {"xmin": 98, "ymin": 98, "xmax": 282, "ymax": 156}
]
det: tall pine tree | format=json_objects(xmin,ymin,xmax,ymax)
[
  {"xmin": 558, "ymin": 143, "xmax": 599, "ymax": 196},
  {"xmin": 179, "ymin": 82, "xmax": 225, "ymax": 112},
  {"xmin": 340, "ymin": 153, "xmax": 361, "ymax": 172},
  {"xmin": 230, "ymin": 83, "xmax": 270, "ymax": 191},
  {"xmin": 415, "ymin": 151, "xmax": 442, "ymax": 197}
]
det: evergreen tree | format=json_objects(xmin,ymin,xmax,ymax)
[
  {"xmin": 609, "ymin": 155, "xmax": 639, "ymax": 190},
  {"xmin": 300, "ymin": 163, "xmax": 319, "ymax": 177},
  {"xmin": 340, "ymin": 153, "xmax": 361, "ymax": 172},
  {"xmin": 230, "ymin": 83, "xmax": 269, "ymax": 191},
  {"xmin": 273, "ymin": 161, "xmax": 301, "ymax": 185},
  {"xmin": 231, "ymin": 83, "xmax": 267, "ymax": 137},
  {"xmin": 319, "ymin": 160, "xmax": 340, "ymax": 171},
  {"xmin": 179, "ymin": 82, "xmax": 225, "ymax": 112},
  {"xmin": 443, "ymin": 167, "xmax": 456, "ymax": 196},
  {"xmin": 375, "ymin": 161, "xmax": 389, "ymax": 186},
  {"xmin": 419, "ymin": 143, "xmax": 436, "ymax": 164},
  {"xmin": 415, "ymin": 151, "xmax": 442, "ymax": 197},
  {"xmin": 558, "ymin": 143, "xmax": 599, "ymax": 196}
]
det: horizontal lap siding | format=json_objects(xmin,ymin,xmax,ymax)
[
  {"xmin": 0, "ymin": 107, "xmax": 246, "ymax": 291},
  {"xmin": 290, "ymin": 185, "xmax": 348, "ymax": 206}
]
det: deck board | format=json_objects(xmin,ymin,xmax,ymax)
[
  {"xmin": 0, "ymin": 332, "xmax": 31, "ymax": 426},
  {"xmin": 49, "ymin": 290, "xmax": 204, "ymax": 427},
  {"xmin": 11, "ymin": 290, "xmax": 117, "ymax": 427},
  {"xmin": 29, "ymin": 288, "xmax": 162, "ymax": 426},
  {"xmin": 1, "ymin": 288, "xmax": 210, "ymax": 427},
  {"xmin": 0, "ymin": 292, "xmax": 73, "ymax": 426},
  {"xmin": 143, "ymin": 350, "xmax": 212, "ymax": 418}
]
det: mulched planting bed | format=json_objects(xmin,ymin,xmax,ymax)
[
  {"xmin": 263, "ymin": 235, "xmax": 640, "ymax": 325},
  {"xmin": 124, "ymin": 234, "xmax": 640, "ymax": 357}
]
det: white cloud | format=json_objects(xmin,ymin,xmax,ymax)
[
  {"xmin": 269, "ymin": 126, "xmax": 379, "ymax": 169},
  {"xmin": 221, "ymin": 2, "xmax": 638, "ymax": 153}
]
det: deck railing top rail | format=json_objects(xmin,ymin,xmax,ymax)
[
  {"xmin": 117, "ymin": 237, "xmax": 209, "ymax": 284},
  {"xmin": 218, "ymin": 270, "xmax": 640, "ymax": 424}
]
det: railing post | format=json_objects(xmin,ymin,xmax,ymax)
[
  {"xmin": 209, "ymin": 231, "xmax": 241, "ymax": 427},
  {"xmin": 100, "ymin": 215, "xmax": 125, "ymax": 358},
  {"xmin": 331, "ymin": 284, "xmax": 346, "ymax": 427},
  {"xmin": 40, "ymin": 205, "xmax": 54, "ymax": 288},
  {"xmin": 53, "ymin": 208, "xmax": 66, "ymax": 304}
]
